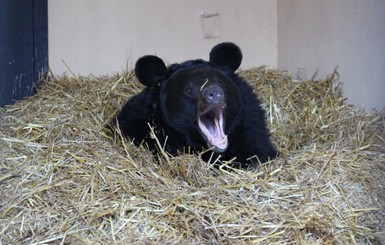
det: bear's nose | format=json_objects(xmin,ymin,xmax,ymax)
[{"xmin": 201, "ymin": 85, "xmax": 224, "ymax": 105}]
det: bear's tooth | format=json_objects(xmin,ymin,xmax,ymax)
[{"xmin": 214, "ymin": 118, "xmax": 221, "ymax": 136}]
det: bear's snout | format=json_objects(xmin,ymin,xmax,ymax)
[{"xmin": 201, "ymin": 85, "xmax": 224, "ymax": 105}]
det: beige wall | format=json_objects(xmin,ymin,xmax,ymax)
[
  {"xmin": 49, "ymin": 0, "xmax": 385, "ymax": 111},
  {"xmin": 278, "ymin": 0, "xmax": 385, "ymax": 111},
  {"xmin": 48, "ymin": 0, "xmax": 277, "ymax": 75}
]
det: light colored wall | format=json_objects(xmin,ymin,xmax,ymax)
[
  {"xmin": 278, "ymin": 0, "xmax": 385, "ymax": 111},
  {"xmin": 48, "ymin": 0, "xmax": 277, "ymax": 76},
  {"xmin": 49, "ymin": 0, "xmax": 385, "ymax": 111}
]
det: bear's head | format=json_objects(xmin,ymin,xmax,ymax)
[{"xmin": 134, "ymin": 42, "xmax": 243, "ymax": 153}]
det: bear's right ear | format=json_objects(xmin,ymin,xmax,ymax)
[
  {"xmin": 135, "ymin": 55, "xmax": 167, "ymax": 87},
  {"xmin": 209, "ymin": 42, "xmax": 242, "ymax": 72}
]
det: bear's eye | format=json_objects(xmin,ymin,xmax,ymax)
[{"xmin": 184, "ymin": 86, "xmax": 193, "ymax": 96}]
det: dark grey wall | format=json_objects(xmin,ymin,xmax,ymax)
[{"xmin": 0, "ymin": 0, "xmax": 48, "ymax": 107}]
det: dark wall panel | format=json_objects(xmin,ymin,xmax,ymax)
[{"xmin": 0, "ymin": 0, "xmax": 48, "ymax": 107}]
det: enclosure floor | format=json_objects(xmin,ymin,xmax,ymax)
[{"xmin": 1, "ymin": 67, "xmax": 384, "ymax": 244}]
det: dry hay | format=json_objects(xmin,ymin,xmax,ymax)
[{"xmin": 1, "ymin": 66, "xmax": 384, "ymax": 244}]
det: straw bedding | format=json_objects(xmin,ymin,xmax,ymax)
[{"xmin": 1, "ymin": 67, "xmax": 384, "ymax": 244}]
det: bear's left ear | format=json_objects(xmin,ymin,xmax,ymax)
[
  {"xmin": 209, "ymin": 42, "xmax": 242, "ymax": 72},
  {"xmin": 135, "ymin": 55, "xmax": 167, "ymax": 88}
]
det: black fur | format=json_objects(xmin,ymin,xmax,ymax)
[{"xmin": 111, "ymin": 42, "xmax": 278, "ymax": 169}]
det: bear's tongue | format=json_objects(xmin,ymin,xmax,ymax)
[{"xmin": 198, "ymin": 106, "xmax": 228, "ymax": 152}]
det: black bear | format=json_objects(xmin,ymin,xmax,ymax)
[{"xmin": 111, "ymin": 42, "xmax": 278, "ymax": 169}]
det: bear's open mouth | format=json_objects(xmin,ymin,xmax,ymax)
[{"xmin": 198, "ymin": 105, "xmax": 228, "ymax": 152}]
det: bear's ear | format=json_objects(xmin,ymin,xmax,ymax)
[
  {"xmin": 135, "ymin": 55, "xmax": 167, "ymax": 87},
  {"xmin": 209, "ymin": 42, "xmax": 242, "ymax": 72}
]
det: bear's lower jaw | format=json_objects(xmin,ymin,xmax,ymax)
[
  {"xmin": 209, "ymin": 135, "xmax": 228, "ymax": 153},
  {"xmin": 197, "ymin": 105, "xmax": 228, "ymax": 152}
]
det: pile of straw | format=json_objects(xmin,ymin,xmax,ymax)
[{"xmin": 1, "ymin": 67, "xmax": 384, "ymax": 244}]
